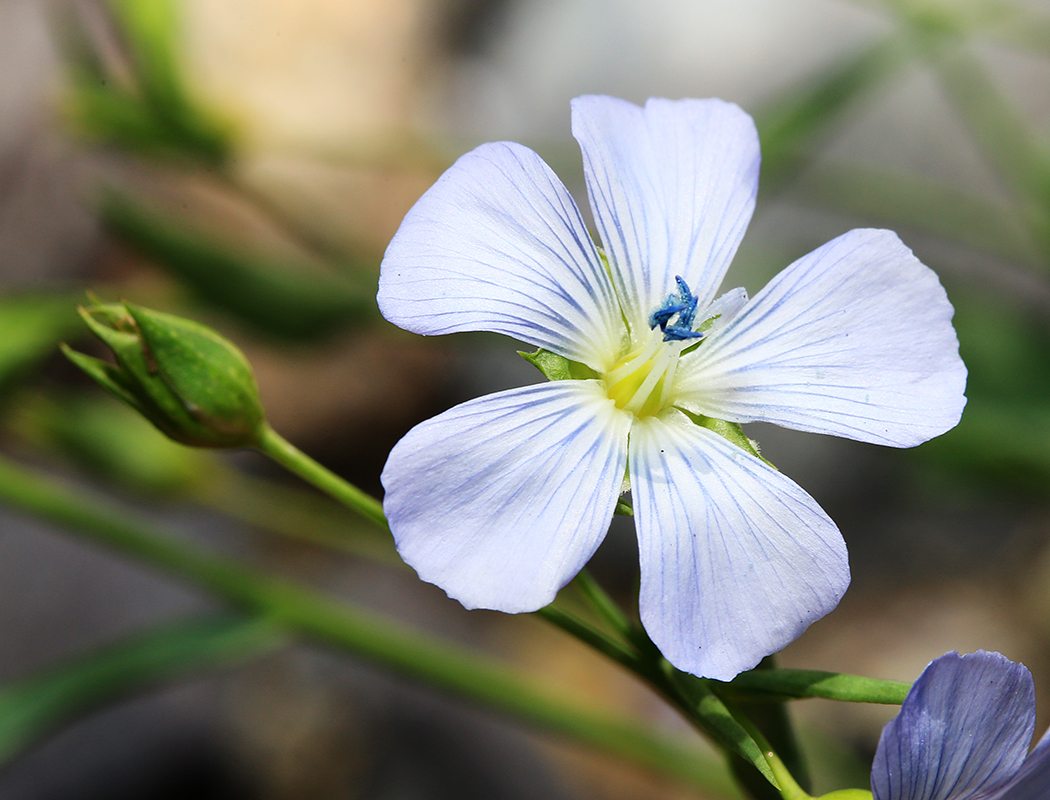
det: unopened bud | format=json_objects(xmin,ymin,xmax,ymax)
[{"xmin": 63, "ymin": 301, "xmax": 265, "ymax": 448}]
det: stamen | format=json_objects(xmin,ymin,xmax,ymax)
[
  {"xmin": 649, "ymin": 275, "xmax": 704, "ymax": 342},
  {"xmin": 605, "ymin": 333, "xmax": 661, "ymax": 386},
  {"xmin": 673, "ymin": 276, "xmax": 699, "ymax": 329},
  {"xmin": 622, "ymin": 345, "xmax": 673, "ymax": 414}
]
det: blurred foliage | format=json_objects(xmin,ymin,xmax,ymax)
[
  {"xmin": 919, "ymin": 290, "xmax": 1050, "ymax": 494},
  {"xmin": 59, "ymin": 0, "xmax": 231, "ymax": 164},
  {"xmin": 100, "ymin": 191, "xmax": 376, "ymax": 339},
  {"xmin": 0, "ymin": 294, "xmax": 82, "ymax": 393},
  {"xmin": 0, "ymin": 617, "xmax": 284, "ymax": 766},
  {"xmin": 15, "ymin": 392, "xmax": 211, "ymax": 495},
  {"xmin": 756, "ymin": 36, "xmax": 909, "ymax": 193}
]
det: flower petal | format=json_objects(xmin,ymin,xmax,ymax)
[
  {"xmin": 628, "ymin": 411, "xmax": 849, "ymax": 680},
  {"xmin": 1000, "ymin": 725, "xmax": 1050, "ymax": 800},
  {"xmin": 871, "ymin": 651, "xmax": 1035, "ymax": 800},
  {"xmin": 572, "ymin": 95, "xmax": 760, "ymax": 330},
  {"xmin": 378, "ymin": 141, "xmax": 623, "ymax": 370},
  {"xmin": 381, "ymin": 381, "xmax": 630, "ymax": 612},
  {"xmin": 677, "ymin": 229, "xmax": 967, "ymax": 447}
]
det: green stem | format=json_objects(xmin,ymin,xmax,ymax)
[
  {"xmin": 244, "ymin": 425, "xmax": 784, "ymax": 791},
  {"xmin": 256, "ymin": 423, "xmax": 387, "ymax": 531},
  {"xmin": 534, "ymin": 605, "xmax": 641, "ymax": 673},
  {"xmin": 0, "ymin": 454, "xmax": 737, "ymax": 796}
]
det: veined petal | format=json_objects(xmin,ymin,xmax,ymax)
[
  {"xmin": 572, "ymin": 95, "xmax": 760, "ymax": 330},
  {"xmin": 871, "ymin": 651, "xmax": 1035, "ymax": 800},
  {"xmin": 677, "ymin": 229, "xmax": 967, "ymax": 447},
  {"xmin": 628, "ymin": 411, "xmax": 848, "ymax": 680},
  {"xmin": 378, "ymin": 141, "xmax": 623, "ymax": 370},
  {"xmin": 381, "ymin": 381, "xmax": 630, "ymax": 612},
  {"xmin": 1000, "ymin": 725, "xmax": 1050, "ymax": 800}
]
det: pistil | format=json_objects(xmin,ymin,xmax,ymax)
[{"xmin": 604, "ymin": 330, "xmax": 683, "ymax": 416}]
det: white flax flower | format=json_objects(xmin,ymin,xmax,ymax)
[{"xmin": 377, "ymin": 95, "xmax": 966, "ymax": 680}]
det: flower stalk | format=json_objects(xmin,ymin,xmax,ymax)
[{"xmin": 0, "ymin": 453, "xmax": 738, "ymax": 796}]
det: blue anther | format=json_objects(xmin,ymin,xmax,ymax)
[
  {"xmin": 649, "ymin": 301, "xmax": 686, "ymax": 330},
  {"xmin": 649, "ymin": 276, "xmax": 703, "ymax": 342},
  {"xmin": 662, "ymin": 324, "xmax": 703, "ymax": 342}
]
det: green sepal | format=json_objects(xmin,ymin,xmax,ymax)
[
  {"xmin": 681, "ymin": 410, "xmax": 775, "ymax": 468},
  {"xmin": 59, "ymin": 345, "xmax": 154, "ymax": 420},
  {"xmin": 65, "ymin": 301, "xmax": 266, "ymax": 449},
  {"xmin": 519, "ymin": 348, "xmax": 598, "ymax": 382},
  {"xmin": 614, "ymin": 499, "xmax": 633, "ymax": 516},
  {"xmin": 815, "ymin": 791, "xmax": 873, "ymax": 800}
]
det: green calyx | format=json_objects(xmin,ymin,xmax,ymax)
[
  {"xmin": 519, "ymin": 348, "xmax": 597, "ymax": 382},
  {"xmin": 680, "ymin": 410, "xmax": 774, "ymax": 467},
  {"xmin": 813, "ymin": 790, "xmax": 873, "ymax": 800},
  {"xmin": 63, "ymin": 301, "xmax": 265, "ymax": 448}
]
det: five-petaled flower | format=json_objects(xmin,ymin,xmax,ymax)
[
  {"xmin": 872, "ymin": 651, "xmax": 1050, "ymax": 800},
  {"xmin": 377, "ymin": 95, "xmax": 966, "ymax": 680}
]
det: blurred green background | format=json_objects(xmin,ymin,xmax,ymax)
[{"xmin": 1, "ymin": 0, "xmax": 1050, "ymax": 798}]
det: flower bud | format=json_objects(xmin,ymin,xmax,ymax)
[{"xmin": 62, "ymin": 301, "xmax": 266, "ymax": 448}]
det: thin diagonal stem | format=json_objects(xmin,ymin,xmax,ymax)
[
  {"xmin": 535, "ymin": 605, "xmax": 643, "ymax": 674},
  {"xmin": 256, "ymin": 423, "xmax": 387, "ymax": 530},
  {"xmin": 0, "ymin": 454, "xmax": 737, "ymax": 796}
]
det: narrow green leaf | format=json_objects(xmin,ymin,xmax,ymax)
[
  {"xmin": 20, "ymin": 394, "xmax": 210, "ymax": 496},
  {"xmin": 722, "ymin": 657, "xmax": 810, "ymax": 800},
  {"xmin": 678, "ymin": 676, "xmax": 779, "ymax": 788},
  {"xmin": 0, "ymin": 616, "xmax": 284, "ymax": 765},
  {"xmin": 109, "ymin": 0, "xmax": 183, "ymax": 104},
  {"xmin": 721, "ymin": 668, "xmax": 910, "ymax": 705},
  {"xmin": 60, "ymin": 0, "xmax": 230, "ymax": 164}
]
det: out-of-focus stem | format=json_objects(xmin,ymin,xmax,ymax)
[{"xmin": 0, "ymin": 454, "xmax": 738, "ymax": 796}]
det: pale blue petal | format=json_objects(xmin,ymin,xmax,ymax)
[
  {"xmin": 1000, "ymin": 725, "xmax": 1050, "ymax": 800},
  {"xmin": 381, "ymin": 381, "xmax": 630, "ymax": 612},
  {"xmin": 676, "ymin": 229, "xmax": 967, "ymax": 447},
  {"xmin": 628, "ymin": 412, "xmax": 849, "ymax": 680},
  {"xmin": 378, "ymin": 141, "xmax": 623, "ymax": 371},
  {"xmin": 872, "ymin": 651, "xmax": 1035, "ymax": 800},
  {"xmin": 572, "ymin": 95, "xmax": 760, "ymax": 331}
]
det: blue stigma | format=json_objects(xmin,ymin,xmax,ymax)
[{"xmin": 648, "ymin": 276, "xmax": 704, "ymax": 342}]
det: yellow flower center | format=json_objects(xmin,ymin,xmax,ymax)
[{"xmin": 603, "ymin": 330, "xmax": 682, "ymax": 417}]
